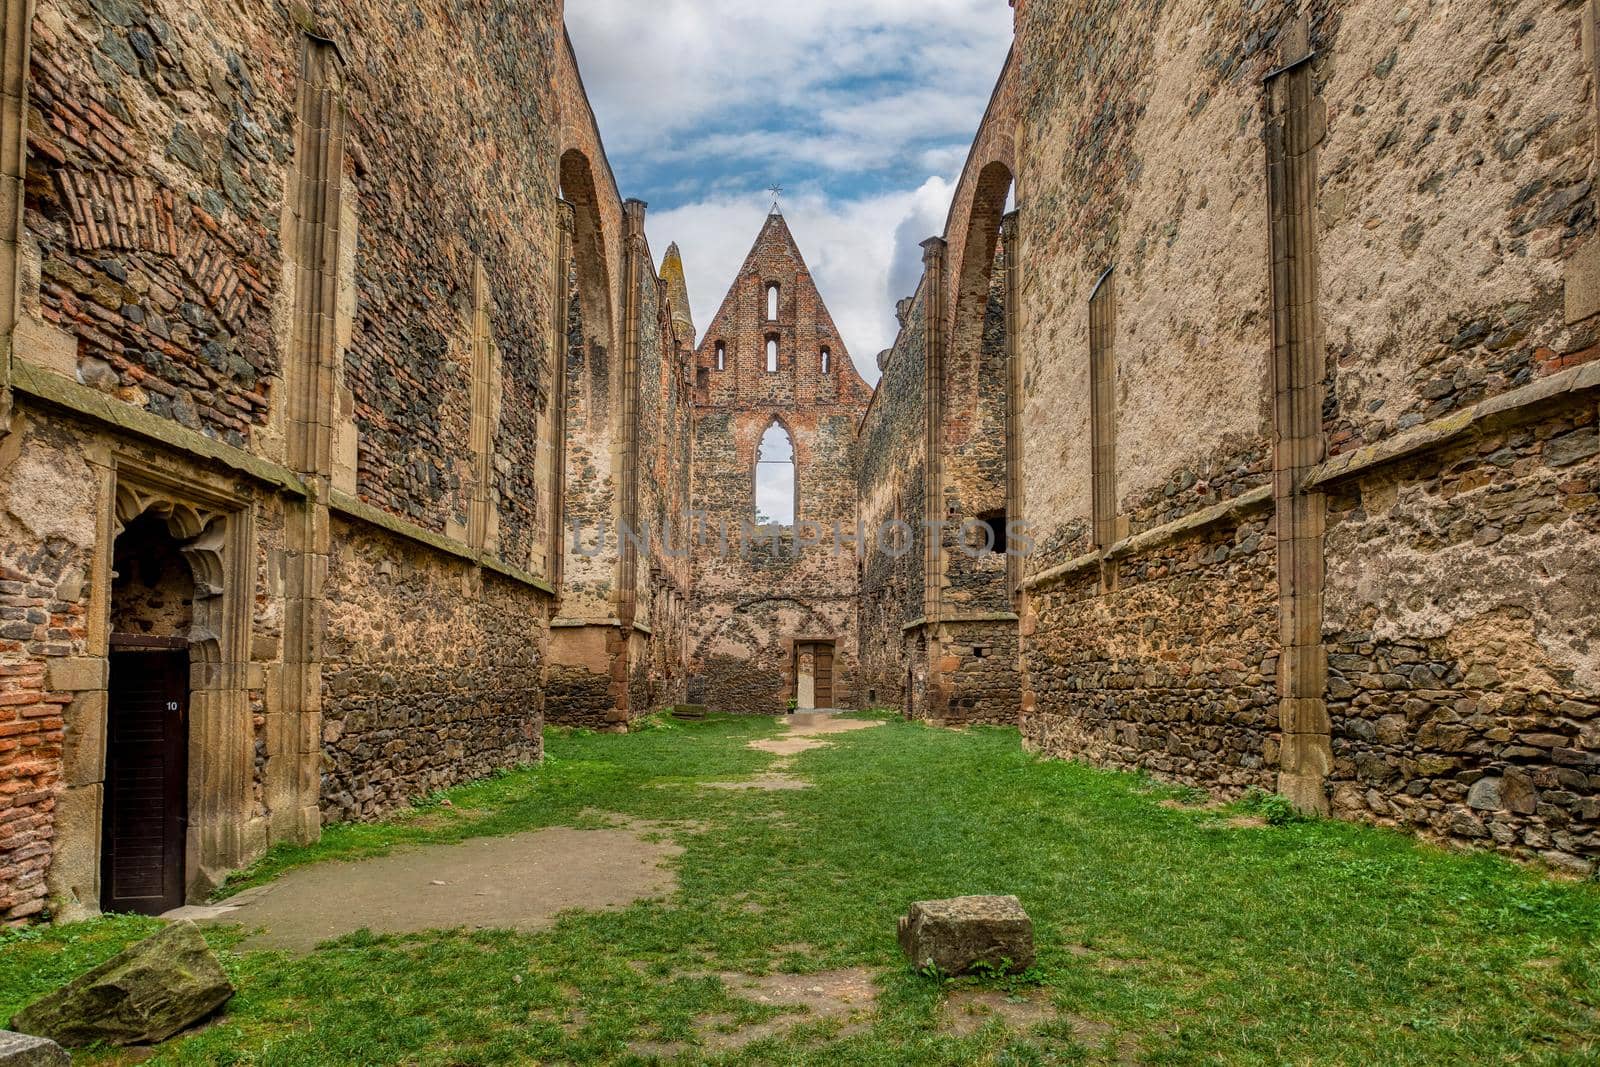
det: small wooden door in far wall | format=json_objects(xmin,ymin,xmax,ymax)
[
  {"xmin": 794, "ymin": 641, "xmax": 835, "ymax": 710},
  {"xmin": 102, "ymin": 644, "xmax": 189, "ymax": 915},
  {"xmin": 815, "ymin": 644, "xmax": 834, "ymax": 709}
]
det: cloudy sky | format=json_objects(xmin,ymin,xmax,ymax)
[{"xmin": 564, "ymin": 0, "xmax": 1014, "ymax": 384}]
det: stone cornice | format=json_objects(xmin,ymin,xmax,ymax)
[
  {"xmin": 1022, "ymin": 485, "xmax": 1274, "ymax": 592},
  {"xmin": 328, "ymin": 489, "xmax": 554, "ymax": 595},
  {"xmin": 1306, "ymin": 360, "xmax": 1600, "ymax": 489},
  {"xmin": 13, "ymin": 359, "xmax": 308, "ymax": 495}
]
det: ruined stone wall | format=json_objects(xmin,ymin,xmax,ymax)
[
  {"xmin": 2, "ymin": 0, "xmax": 569, "ymax": 920},
  {"xmin": 22, "ymin": 0, "xmax": 286, "ymax": 447},
  {"xmin": 333, "ymin": 0, "xmax": 560, "ymax": 559},
  {"xmin": 931, "ymin": 619, "xmax": 1022, "ymax": 728},
  {"xmin": 856, "ymin": 291, "xmax": 928, "ymax": 709},
  {"xmin": 856, "ymin": 253, "xmax": 1023, "ymax": 725},
  {"xmin": 1021, "ymin": 512, "xmax": 1281, "ymax": 792},
  {"xmin": 939, "ymin": 246, "xmax": 1013, "ymax": 615},
  {"xmin": 545, "ymin": 44, "xmax": 696, "ymax": 727},
  {"xmin": 320, "ymin": 519, "xmax": 543, "ymax": 822},
  {"xmin": 1322, "ymin": 396, "xmax": 1599, "ymax": 872},
  {"xmin": 689, "ymin": 213, "xmax": 870, "ymax": 713},
  {"xmin": 0, "ymin": 407, "xmax": 293, "ymax": 922},
  {"xmin": 630, "ymin": 244, "xmax": 691, "ymax": 714},
  {"xmin": 1012, "ymin": 0, "xmax": 1600, "ymax": 868},
  {"xmin": 0, "ymin": 415, "xmax": 99, "ymax": 924}
]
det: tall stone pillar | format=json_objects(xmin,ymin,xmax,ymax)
[
  {"xmin": 273, "ymin": 33, "xmax": 347, "ymax": 843},
  {"xmin": 1264, "ymin": 20, "xmax": 1331, "ymax": 814},
  {"xmin": 0, "ymin": 0, "xmax": 32, "ymax": 428},
  {"xmin": 1000, "ymin": 211, "xmax": 1023, "ymax": 607}
]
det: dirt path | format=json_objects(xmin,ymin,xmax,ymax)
[
  {"xmin": 174, "ymin": 714, "xmax": 881, "ymax": 954},
  {"xmin": 170, "ymin": 825, "xmax": 680, "ymax": 953}
]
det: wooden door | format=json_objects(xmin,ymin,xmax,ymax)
[
  {"xmin": 102, "ymin": 646, "xmax": 189, "ymax": 915},
  {"xmin": 815, "ymin": 644, "xmax": 834, "ymax": 709}
]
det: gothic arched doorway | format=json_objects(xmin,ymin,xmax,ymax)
[{"xmin": 101, "ymin": 510, "xmax": 198, "ymax": 914}]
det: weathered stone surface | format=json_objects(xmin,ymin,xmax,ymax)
[
  {"xmin": 0, "ymin": 1031, "xmax": 69, "ymax": 1066},
  {"xmin": 898, "ymin": 895, "xmax": 1035, "ymax": 975},
  {"xmin": 686, "ymin": 213, "xmax": 871, "ymax": 715},
  {"xmin": 11, "ymin": 922, "xmax": 233, "ymax": 1046}
]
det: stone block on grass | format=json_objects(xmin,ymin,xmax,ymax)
[
  {"xmin": 0, "ymin": 1031, "xmax": 69, "ymax": 1066},
  {"xmin": 11, "ymin": 921, "xmax": 233, "ymax": 1047},
  {"xmin": 898, "ymin": 895, "xmax": 1035, "ymax": 976}
]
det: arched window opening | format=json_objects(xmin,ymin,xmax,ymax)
[
  {"xmin": 715, "ymin": 341, "xmax": 726, "ymax": 371},
  {"xmin": 766, "ymin": 336, "xmax": 779, "ymax": 373},
  {"xmin": 820, "ymin": 347, "xmax": 832, "ymax": 374},
  {"xmin": 767, "ymin": 283, "xmax": 780, "ymax": 322},
  {"xmin": 755, "ymin": 421, "xmax": 796, "ymax": 526}
]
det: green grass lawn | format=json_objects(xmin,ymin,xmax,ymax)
[{"xmin": 3, "ymin": 713, "xmax": 1598, "ymax": 1064}]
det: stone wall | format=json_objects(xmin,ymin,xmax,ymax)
[
  {"xmin": 545, "ymin": 50, "xmax": 696, "ymax": 727},
  {"xmin": 2, "ymin": 0, "xmax": 571, "ymax": 922},
  {"xmin": 1009, "ymin": 0, "xmax": 1600, "ymax": 870},
  {"xmin": 855, "ymin": 148, "xmax": 1022, "ymax": 725},
  {"xmin": 1322, "ymin": 393, "xmax": 1599, "ymax": 873},
  {"xmin": 320, "ymin": 520, "xmax": 544, "ymax": 822},
  {"xmin": 1021, "ymin": 509, "xmax": 1280, "ymax": 793},
  {"xmin": 856, "ymin": 289, "xmax": 928, "ymax": 709},
  {"xmin": 688, "ymin": 212, "xmax": 871, "ymax": 713}
]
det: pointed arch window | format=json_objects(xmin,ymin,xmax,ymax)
[
  {"xmin": 820, "ymin": 347, "xmax": 832, "ymax": 374},
  {"xmin": 766, "ymin": 283, "xmax": 780, "ymax": 322},
  {"xmin": 715, "ymin": 341, "xmax": 726, "ymax": 371},
  {"xmin": 755, "ymin": 421, "xmax": 796, "ymax": 526},
  {"xmin": 766, "ymin": 335, "xmax": 779, "ymax": 373}
]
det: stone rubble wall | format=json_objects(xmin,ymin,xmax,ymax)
[
  {"xmin": 1323, "ymin": 400, "xmax": 1599, "ymax": 872},
  {"xmin": 3, "ymin": 0, "xmax": 571, "ymax": 922},
  {"xmin": 1021, "ymin": 513, "xmax": 1281, "ymax": 794},
  {"xmin": 1011, "ymin": 0, "xmax": 1600, "ymax": 869},
  {"xmin": 856, "ymin": 287, "xmax": 928, "ymax": 710},
  {"xmin": 320, "ymin": 520, "xmax": 544, "ymax": 823}
]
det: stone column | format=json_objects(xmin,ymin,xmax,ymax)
[
  {"xmin": 544, "ymin": 202, "xmax": 575, "ymax": 593},
  {"xmin": 0, "ymin": 0, "xmax": 32, "ymax": 427},
  {"xmin": 609, "ymin": 199, "xmax": 647, "ymax": 720},
  {"xmin": 1265, "ymin": 20, "xmax": 1331, "ymax": 814},
  {"xmin": 1000, "ymin": 210, "xmax": 1023, "ymax": 608},
  {"xmin": 273, "ymin": 34, "xmax": 347, "ymax": 843},
  {"xmin": 920, "ymin": 236, "xmax": 949, "ymax": 717},
  {"xmin": 920, "ymin": 237, "xmax": 947, "ymax": 626}
]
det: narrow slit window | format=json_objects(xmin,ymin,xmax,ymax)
[
  {"xmin": 821, "ymin": 347, "xmax": 831, "ymax": 374},
  {"xmin": 766, "ymin": 336, "xmax": 779, "ymax": 373},
  {"xmin": 715, "ymin": 341, "xmax": 726, "ymax": 371},
  {"xmin": 767, "ymin": 283, "xmax": 780, "ymax": 322},
  {"xmin": 755, "ymin": 421, "xmax": 796, "ymax": 526}
]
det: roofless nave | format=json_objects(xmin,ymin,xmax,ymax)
[{"xmin": 0, "ymin": 0, "xmax": 1596, "ymax": 925}]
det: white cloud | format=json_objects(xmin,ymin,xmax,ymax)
[
  {"xmin": 570, "ymin": 1, "xmax": 1013, "ymax": 388},
  {"xmin": 648, "ymin": 177, "xmax": 957, "ymax": 386},
  {"xmin": 565, "ymin": 0, "xmax": 1013, "ymax": 173}
]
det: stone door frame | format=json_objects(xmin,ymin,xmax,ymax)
[{"xmin": 56, "ymin": 455, "xmax": 258, "ymax": 914}]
